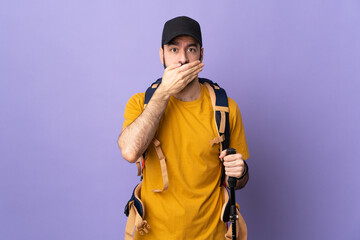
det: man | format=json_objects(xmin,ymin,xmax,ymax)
[{"xmin": 119, "ymin": 16, "xmax": 249, "ymax": 239}]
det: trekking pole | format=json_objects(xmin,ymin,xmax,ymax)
[{"xmin": 226, "ymin": 148, "xmax": 238, "ymax": 240}]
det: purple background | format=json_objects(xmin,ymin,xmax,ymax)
[{"xmin": 1, "ymin": 1, "xmax": 360, "ymax": 239}]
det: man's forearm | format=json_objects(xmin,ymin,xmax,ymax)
[{"xmin": 118, "ymin": 87, "xmax": 170, "ymax": 163}]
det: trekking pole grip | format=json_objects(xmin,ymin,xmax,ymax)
[{"xmin": 226, "ymin": 148, "xmax": 237, "ymax": 188}]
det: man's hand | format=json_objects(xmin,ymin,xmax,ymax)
[
  {"xmin": 158, "ymin": 60, "xmax": 204, "ymax": 97},
  {"xmin": 219, "ymin": 150, "xmax": 245, "ymax": 179}
]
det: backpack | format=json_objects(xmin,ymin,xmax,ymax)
[{"xmin": 123, "ymin": 78, "xmax": 247, "ymax": 240}]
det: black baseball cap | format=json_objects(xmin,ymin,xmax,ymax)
[{"xmin": 161, "ymin": 16, "xmax": 202, "ymax": 47}]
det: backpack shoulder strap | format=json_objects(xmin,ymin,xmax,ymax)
[
  {"xmin": 199, "ymin": 78, "xmax": 230, "ymax": 187},
  {"xmin": 199, "ymin": 78, "xmax": 230, "ymax": 151},
  {"xmin": 144, "ymin": 78, "xmax": 162, "ymax": 108}
]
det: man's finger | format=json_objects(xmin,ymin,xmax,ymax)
[
  {"xmin": 224, "ymin": 160, "xmax": 244, "ymax": 168},
  {"xmin": 225, "ymin": 167, "xmax": 244, "ymax": 173},
  {"xmin": 219, "ymin": 150, "xmax": 227, "ymax": 159},
  {"xmin": 223, "ymin": 153, "xmax": 243, "ymax": 162},
  {"xmin": 165, "ymin": 63, "xmax": 182, "ymax": 71},
  {"xmin": 181, "ymin": 62, "xmax": 204, "ymax": 77},
  {"xmin": 178, "ymin": 61, "xmax": 203, "ymax": 75},
  {"xmin": 178, "ymin": 60, "xmax": 202, "ymax": 71},
  {"xmin": 225, "ymin": 168, "xmax": 243, "ymax": 178}
]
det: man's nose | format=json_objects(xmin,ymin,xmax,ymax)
[{"xmin": 178, "ymin": 50, "xmax": 189, "ymax": 65}]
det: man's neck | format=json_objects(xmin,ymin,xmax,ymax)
[{"xmin": 174, "ymin": 77, "xmax": 201, "ymax": 102}]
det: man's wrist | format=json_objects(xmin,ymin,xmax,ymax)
[
  {"xmin": 155, "ymin": 84, "xmax": 172, "ymax": 100},
  {"xmin": 151, "ymin": 85, "xmax": 171, "ymax": 103},
  {"xmin": 237, "ymin": 160, "xmax": 248, "ymax": 180}
]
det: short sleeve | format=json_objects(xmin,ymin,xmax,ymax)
[
  {"xmin": 122, "ymin": 93, "xmax": 145, "ymax": 129},
  {"xmin": 228, "ymin": 98, "xmax": 250, "ymax": 160}
]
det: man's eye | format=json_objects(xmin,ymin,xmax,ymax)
[
  {"xmin": 170, "ymin": 48, "xmax": 177, "ymax": 52},
  {"xmin": 188, "ymin": 48, "xmax": 196, "ymax": 53}
]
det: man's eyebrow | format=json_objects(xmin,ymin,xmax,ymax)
[
  {"xmin": 187, "ymin": 43, "xmax": 199, "ymax": 48},
  {"xmin": 167, "ymin": 40, "xmax": 179, "ymax": 46}
]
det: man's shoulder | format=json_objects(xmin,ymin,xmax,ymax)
[
  {"xmin": 227, "ymin": 97, "xmax": 238, "ymax": 108},
  {"xmin": 128, "ymin": 92, "xmax": 145, "ymax": 102},
  {"xmin": 125, "ymin": 92, "xmax": 145, "ymax": 110},
  {"xmin": 227, "ymin": 97, "xmax": 243, "ymax": 119},
  {"xmin": 129, "ymin": 92, "xmax": 145, "ymax": 101}
]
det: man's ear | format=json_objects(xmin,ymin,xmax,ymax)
[
  {"xmin": 159, "ymin": 47, "xmax": 164, "ymax": 64},
  {"xmin": 200, "ymin": 48, "xmax": 204, "ymax": 62}
]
